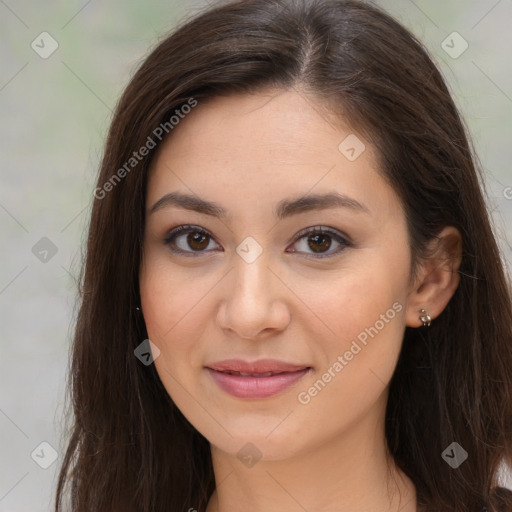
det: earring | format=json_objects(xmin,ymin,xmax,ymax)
[
  {"xmin": 419, "ymin": 309, "xmax": 431, "ymax": 327},
  {"xmin": 136, "ymin": 306, "xmax": 141, "ymax": 312}
]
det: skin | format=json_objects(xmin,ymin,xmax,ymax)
[{"xmin": 139, "ymin": 87, "xmax": 462, "ymax": 512}]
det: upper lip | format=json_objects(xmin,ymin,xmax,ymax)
[{"xmin": 206, "ymin": 359, "xmax": 310, "ymax": 375}]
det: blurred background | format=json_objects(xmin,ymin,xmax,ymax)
[{"xmin": 1, "ymin": 0, "xmax": 511, "ymax": 510}]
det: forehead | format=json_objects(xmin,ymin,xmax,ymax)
[
  {"xmin": 146, "ymin": 88, "xmax": 401, "ymax": 222},
  {"xmin": 154, "ymin": 88, "xmax": 352, "ymax": 164}
]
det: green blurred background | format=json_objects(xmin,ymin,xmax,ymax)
[{"xmin": 1, "ymin": 1, "xmax": 511, "ymax": 510}]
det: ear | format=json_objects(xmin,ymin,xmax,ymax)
[{"xmin": 405, "ymin": 226, "xmax": 462, "ymax": 328}]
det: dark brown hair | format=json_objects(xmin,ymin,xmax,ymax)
[{"xmin": 55, "ymin": 1, "xmax": 512, "ymax": 511}]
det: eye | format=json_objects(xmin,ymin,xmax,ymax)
[
  {"xmin": 163, "ymin": 224, "xmax": 351, "ymax": 259},
  {"xmin": 163, "ymin": 225, "xmax": 221, "ymax": 256},
  {"xmin": 287, "ymin": 226, "xmax": 351, "ymax": 259}
]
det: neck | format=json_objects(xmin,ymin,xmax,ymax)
[{"xmin": 205, "ymin": 403, "xmax": 418, "ymax": 512}]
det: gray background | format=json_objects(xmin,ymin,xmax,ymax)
[{"xmin": 1, "ymin": 1, "xmax": 511, "ymax": 510}]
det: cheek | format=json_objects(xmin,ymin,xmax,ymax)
[
  {"xmin": 314, "ymin": 263, "xmax": 405, "ymax": 337},
  {"xmin": 139, "ymin": 254, "xmax": 213, "ymax": 345},
  {"xmin": 139, "ymin": 255, "xmax": 222, "ymax": 421},
  {"xmin": 292, "ymin": 274, "xmax": 406, "ymax": 445},
  {"xmin": 139, "ymin": 260, "xmax": 207, "ymax": 411},
  {"xmin": 307, "ymin": 262, "xmax": 408, "ymax": 395},
  {"xmin": 140, "ymin": 259, "xmax": 230, "ymax": 443}
]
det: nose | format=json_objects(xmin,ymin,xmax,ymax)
[{"xmin": 217, "ymin": 252, "xmax": 291, "ymax": 340}]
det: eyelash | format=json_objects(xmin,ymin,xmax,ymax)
[{"xmin": 163, "ymin": 224, "xmax": 352, "ymax": 259}]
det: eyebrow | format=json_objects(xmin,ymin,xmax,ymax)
[{"xmin": 149, "ymin": 191, "xmax": 370, "ymax": 219}]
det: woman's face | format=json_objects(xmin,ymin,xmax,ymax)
[{"xmin": 140, "ymin": 88, "xmax": 414, "ymax": 462}]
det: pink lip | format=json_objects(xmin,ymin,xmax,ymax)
[{"xmin": 206, "ymin": 359, "xmax": 311, "ymax": 399}]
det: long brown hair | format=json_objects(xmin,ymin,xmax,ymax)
[{"xmin": 55, "ymin": 1, "xmax": 512, "ymax": 510}]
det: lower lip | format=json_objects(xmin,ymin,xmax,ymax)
[{"xmin": 206, "ymin": 368, "xmax": 310, "ymax": 399}]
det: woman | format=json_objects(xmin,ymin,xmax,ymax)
[{"xmin": 55, "ymin": 1, "xmax": 512, "ymax": 511}]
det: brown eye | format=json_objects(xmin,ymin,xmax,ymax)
[
  {"xmin": 187, "ymin": 231, "xmax": 210, "ymax": 251},
  {"xmin": 164, "ymin": 225, "xmax": 350, "ymax": 259},
  {"xmin": 307, "ymin": 233, "xmax": 332, "ymax": 253},
  {"xmin": 164, "ymin": 225, "xmax": 220, "ymax": 256},
  {"xmin": 288, "ymin": 226, "xmax": 351, "ymax": 259}
]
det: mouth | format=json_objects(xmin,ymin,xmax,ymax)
[
  {"xmin": 215, "ymin": 370, "xmax": 294, "ymax": 377},
  {"xmin": 205, "ymin": 359, "xmax": 311, "ymax": 399}
]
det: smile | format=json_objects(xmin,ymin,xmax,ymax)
[{"xmin": 205, "ymin": 359, "xmax": 311, "ymax": 399}]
